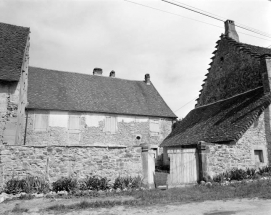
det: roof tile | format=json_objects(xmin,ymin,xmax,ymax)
[
  {"xmin": 0, "ymin": 22, "xmax": 30, "ymax": 81},
  {"xmin": 27, "ymin": 67, "xmax": 177, "ymax": 118}
]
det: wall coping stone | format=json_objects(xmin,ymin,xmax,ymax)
[{"xmin": 2, "ymin": 144, "xmax": 143, "ymax": 148}]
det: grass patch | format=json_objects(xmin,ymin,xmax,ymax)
[
  {"xmin": 45, "ymin": 179, "xmax": 271, "ymax": 211},
  {"xmin": 47, "ymin": 199, "xmax": 140, "ymax": 211},
  {"xmin": 11, "ymin": 204, "xmax": 29, "ymax": 213}
]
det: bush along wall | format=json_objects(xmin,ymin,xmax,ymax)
[
  {"xmin": 1, "ymin": 174, "xmax": 143, "ymax": 198},
  {"xmin": 211, "ymin": 166, "xmax": 271, "ymax": 183}
]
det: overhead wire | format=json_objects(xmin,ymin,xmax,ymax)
[
  {"xmin": 123, "ymin": 0, "xmax": 271, "ymax": 42},
  {"xmin": 123, "ymin": 0, "xmax": 223, "ymax": 29},
  {"xmin": 170, "ymin": 0, "xmax": 271, "ymax": 38},
  {"xmin": 174, "ymin": 97, "xmax": 197, "ymax": 112},
  {"xmin": 162, "ymin": 0, "xmax": 271, "ymax": 40}
]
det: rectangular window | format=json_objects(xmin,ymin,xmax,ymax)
[
  {"xmin": 150, "ymin": 119, "xmax": 160, "ymax": 136},
  {"xmin": 34, "ymin": 112, "xmax": 48, "ymax": 131},
  {"xmin": 254, "ymin": 150, "xmax": 264, "ymax": 163},
  {"xmin": 104, "ymin": 116, "xmax": 117, "ymax": 134}
]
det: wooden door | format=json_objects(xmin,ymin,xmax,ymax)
[{"xmin": 168, "ymin": 148, "xmax": 199, "ymax": 186}]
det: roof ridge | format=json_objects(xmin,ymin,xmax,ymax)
[
  {"xmin": 29, "ymin": 66, "xmax": 146, "ymax": 82},
  {"xmin": 0, "ymin": 21, "xmax": 30, "ymax": 31},
  {"xmin": 222, "ymin": 34, "xmax": 270, "ymax": 59},
  {"xmin": 195, "ymin": 86, "xmax": 263, "ymax": 110}
]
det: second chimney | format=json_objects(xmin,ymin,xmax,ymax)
[
  {"xmin": 93, "ymin": 68, "xmax": 103, "ymax": 76},
  {"xmin": 145, "ymin": 74, "xmax": 150, "ymax": 85},
  {"xmin": 224, "ymin": 20, "xmax": 239, "ymax": 42},
  {"xmin": 109, "ymin": 70, "xmax": 115, "ymax": 78}
]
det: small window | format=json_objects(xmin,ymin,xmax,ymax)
[
  {"xmin": 150, "ymin": 119, "xmax": 160, "ymax": 136},
  {"xmin": 254, "ymin": 150, "xmax": 264, "ymax": 163},
  {"xmin": 104, "ymin": 116, "xmax": 117, "ymax": 134},
  {"xmin": 34, "ymin": 112, "xmax": 48, "ymax": 131}
]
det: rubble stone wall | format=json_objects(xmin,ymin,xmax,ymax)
[
  {"xmin": 206, "ymin": 107, "xmax": 271, "ymax": 177},
  {"xmin": 197, "ymin": 37, "xmax": 263, "ymax": 106},
  {"xmin": 0, "ymin": 145, "xmax": 142, "ymax": 186},
  {"xmin": 25, "ymin": 110, "xmax": 173, "ymax": 147}
]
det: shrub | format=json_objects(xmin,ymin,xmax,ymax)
[
  {"xmin": 113, "ymin": 176, "xmax": 142, "ymax": 190},
  {"xmin": 229, "ymin": 168, "xmax": 247, "ymax": 181},
  {"xmin": 52, "ymin": 177, "xmax": 77, "ymax": 193},
  {"xmin": 212, "ymin": 166, "xmax": 271, "ymax": 183},
  {"xmin": 85, "ymin": 175, "xmax": 111, "ymax": 191},
  {"xmin": 4, "ymin": 175, "xmax": 49, "ymax": 194},
  {"xmin": 258, "ymin": 166, "xmax": 271, "ymax": 176}
]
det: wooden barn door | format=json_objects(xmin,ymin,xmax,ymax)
[{"xmin": 168, "ymin": 148, "xmax": 199, "ymax": 186}]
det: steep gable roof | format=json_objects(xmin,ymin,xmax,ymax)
[
  {"xmin": 161, "ymin": 87, "xmax": 271, "ymax": 147},
  {"xmin": 27, "ymin": 67, "xmax": 177, "ymax": 118},
  {"xmin": 0, "ymin": 22, "xmax": 30, "ymax": 81},
  {"xmin": 196, "ymin": 35, "xmax": 271, "ymax": 107}
]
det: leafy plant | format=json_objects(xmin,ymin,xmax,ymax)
[
  {"xmin": 4, "ymin": 175, "xmax": 49, "ymax": 194},
  {"xmin": 52, "ymin": 177, "xmax": 77, "ymax": 193},
  {"xmin": 113, "ymin": 176, "xmax": 142, "ymax": 190},
  {"xmin": 84, "ymin": 175, "xmax": 111, "ymax": 191},
  {"xmin": 258, "ymin": 166, "xmax": 271, "ymax": 176}
]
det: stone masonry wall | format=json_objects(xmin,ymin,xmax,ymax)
[
  {"xmin": 0, "ymin": 81, "xmax": 20, "ymax": 145},
  {"xmin": 25, "ymin": 110, "xmax": 173, "ymax": 147},
  {"xmin": 197, "ymin": 37, "xmax": 262, "ymax": 106},
  {"xmin": 0, "ymin": 145, "xmax": 142, "ymax": 186},
  {"xmin": 0, "ymin": 35, "xmax": 30, "ymax": 145},
  {"xmin": 206, "ymin": 107, "xmax": 271, "ymax": 177}
]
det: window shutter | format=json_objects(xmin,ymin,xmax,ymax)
[
  {"xmin": 150, "ymin": 119, "xmax": 160, "ymax": 136},
  {"xmin": 104, "ymin": 116, "xmax": 117, "ymax": 133},
  {"xmin": 34, "ymin": 113, "xmax": 48, "ymax": 131},
  {"xmin": 69, "ymin": 115, "xmax": 80, "ymax": 133}
]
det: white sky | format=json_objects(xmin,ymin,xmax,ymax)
[{"xmin": 1, "ymin": 0, "xmax": 270, "ymax": 118}]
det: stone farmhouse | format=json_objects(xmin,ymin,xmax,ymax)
[
  {"xmin": 0, "ymin": 22, "xmax": 177, "ymax": 187},
  {"xmin": 161, "ymin": 20, "xmax": 271, "ymax": 187}
]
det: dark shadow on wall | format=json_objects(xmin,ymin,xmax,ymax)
[{"xmin": 264, "ymin": 107, "xmax": 271, "ymax": 164}]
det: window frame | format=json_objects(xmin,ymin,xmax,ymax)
[{"xmin": 252, "ymin": 146, "xmax": 267, "ymax": 167}]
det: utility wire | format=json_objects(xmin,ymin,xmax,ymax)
[
  {"xmin": 124, "ymin": 0, "xmax": 271, "ymax": 42},
  {"xmin": 170, "ymin": 0, "xmax": 271, "ymax": 38},
  {"xmin": 162, "ymin": 0, "xmax": 271, "ymax": 40},
  {"xmin": 123, "ymin": 0, "xmax": 223, "ymax": 29},
  {"xmin": 174, "ymin": 97, "xmax": 197, "ymax": 112},
  {"xmin": 161, "ymin": 0, "xmax": 224, "ymax": 22}
]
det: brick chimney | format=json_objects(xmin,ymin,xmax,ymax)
[
  {"xmin": 109, "ymin": 70, "xmax": 115, "ymax": 78},
  {"xmin": 261, "ymin": 54, "xmax": 271, "ymax": 94},
  {"xmin": 93, "ymin": 68, "xmax": 103, "ymax": 76},
  {"xmin": 224, "ymin": 20, "xmax": 239, "ymax": 42},
  {"xmin": 145, "ymin": 74, "xmax": 150, "ymax": 85}
]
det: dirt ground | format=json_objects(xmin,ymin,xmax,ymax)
[{"xmin": 1, "ymin": 197, "xmax": 271, "ymax": 215}]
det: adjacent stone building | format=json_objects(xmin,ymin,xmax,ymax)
[
  {"xmin": 161, "ymin": 20, "xmax": 271, "ymax": 186},
  {"xmin": 0, "ymin": 22, "xmax": 177, "ymax": 186}
]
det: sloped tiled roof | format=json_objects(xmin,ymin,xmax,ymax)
[
  {"xmin": 196, "ymin": 35, "xmax": 271, "ymax": 105},
  {"xmin": 161, "ymin": 87, "xmax": 271, "ymax": 147},
  {"xmin": 27, "ymin": 67, "xmax": 177, "ymax": 118},
  {"xmin": 0, "ymin": 22, "xmax": 30, "ymax": 81}
]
